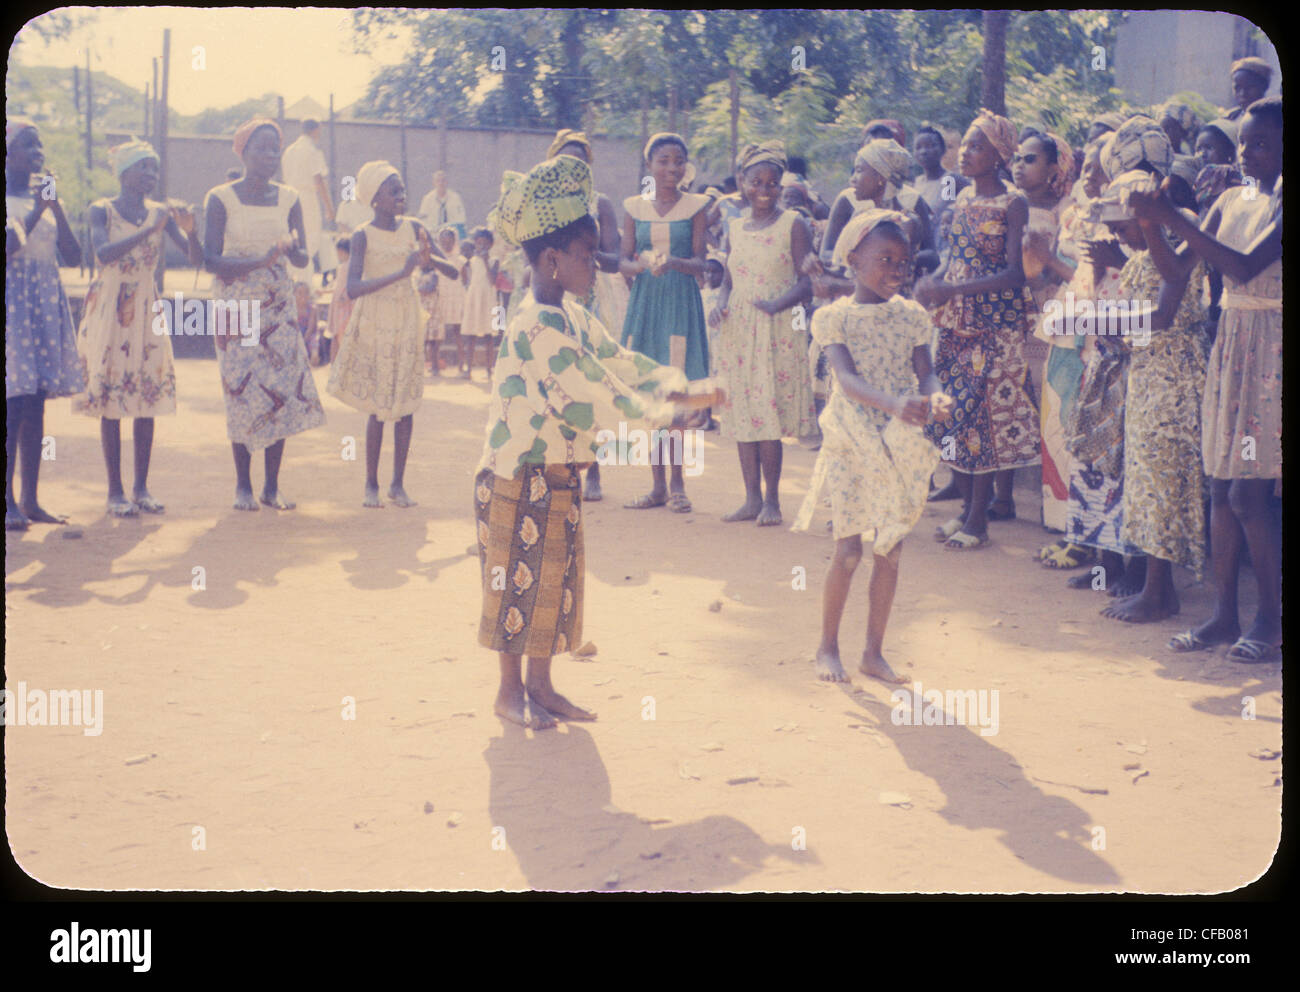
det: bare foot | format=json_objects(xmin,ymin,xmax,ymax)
[
  {"xmin": 233, "ymin": 487, "xmax": 260, "ymax": 511},
  {"xmin": 260, "ymin": 489, "xmax": 296, "ymax": 510},
  {"xmin": 495, "ymin": 688, "xmax": 556, "ymax": 730},
  {"xmin": 756, "ymin": 500, "xmax": 782, "ymax": 527},
  {"xmin": 363, "ymin": 484, "xmax": 383, "ymax": 508},
  {"xmin": 5, "ymin": 506, "xmax": 30, "ymax": 531},
  {"xmin": 132, "ymin": 490, "xmax": 165, "ymax": 514},
  {"xmin": 107, "ymin": 495, "xmax": 138, "ymax": 518},
  {"xmin": 814, "ymin": 647, "xmax": 849, "ymax": 682},
  {"xmin": 18, "ymin": 502, "xmax": 67, "ymax": 525},
  {"xmin": 525, "ymin": 683, "xmax": 596, "ymax": 721},
  {"xmin": 860, "ymin": 652, "xmax": 909, "ymax": 684},
  {"xmin": 388, "ymin": 485, "xmax": 418, "ymax": 508},
  {"xmin": 1108, "ymin": 557, "xmax": 1146, "ymax": 597},
  {"xmin": 722, "ymin": 498, "xmax": 761, "ymax": 522},
  {"xmin": 1100, "ymin": 585, "xmax": 1179, "ymax": 623},
  {"xmin": 1067, "ymin": 566, "xmax": 1110, "ymax": 591}
]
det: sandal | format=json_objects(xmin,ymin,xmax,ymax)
[
  {"xmin": 934, "ymin": 517, "xmax": 964, "ymax": 542},
  {"xmin": 133, "ymin": 496, "xmax": 165, "ymax": 514},
  {"xmin": 986, "ymin": 499, "xmax": 1016, "ymax": 521},
  {"xmin": 945, "ymin": 531, "xmax": 989, "ymax": 551},
  {"xmin": 1039, "ymin": 538, "xmax": 1068, "ymax": 560},
  {"xmin": 1168, "ymin": 630, "xmax": 1212, "ymax": 653},
  {"xmin": 1042, "ymin": 543, "xmax": 1096, "ymax": 570},
  {"xmin": 107, "ymin": 498, "xmax": 139, "ymax": 518},
  {"xmin": 668, "ymin": 492, "xmax": 692, "ymax": 513},
  {"xmin": 624, "ymin": 492, "xmax": 667, "ymax": 510},
  {"xmin": 1226, "ymin": 638, "xmax": 1282, "ymax": 664}
]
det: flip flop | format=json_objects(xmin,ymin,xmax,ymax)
[
  {"xmin": 934, "ymin": 517, "xmax": 963, "ymax": 542},
  {"xmin": 1226, "ymin": 637, "xmax": 1282, "ymax": 664},
  {"xmin": 133, "ymin": 496, "xmax": 165, "ymax": 514},
  {"xmin": 668, "ymin": 493, "xmax": 692, "ymax": 513},
  {"xmin": 107, "ymin": 498, "xmax": 139, "ymax": 518},
  {"xmin": 624, "ymin": 492, "xmax": 667, "ymax": 509},
  {"xmin": 1168, "ymin": 630, "xmax": 1212, "ymax": 653},
  {"xmin": 1042, "ymin": 543, "xmax": 1095, "ymax": 570},
  {"xmin": 1039, "ymin": 538, "xmax": 1068, "ymax": 560},
  {"xmin": 944, "ymin": 531, "xmax": 989, "ymax": 551}
]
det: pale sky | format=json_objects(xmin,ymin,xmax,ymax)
[{"xmin": 10, "ymin": 7, "xmax": 411, "ymax": 115}]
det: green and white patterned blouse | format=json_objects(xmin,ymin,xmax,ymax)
[{"xmin": 475, "ymin": 293, "xmax": 691, "ymax": 477}]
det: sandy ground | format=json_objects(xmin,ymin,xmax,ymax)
[{"xmin": 4, "ymin": 357, "xmax": 1282, "ymax": 893}]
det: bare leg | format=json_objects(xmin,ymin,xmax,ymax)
[
  {"xmin": 723, "ymin": 441, "xmax": 762, "ymax": 521},
  {"xmin": 956, "ymin": 473, "xmax": 992, "ymax": 539},
  {"xmin": 1179, "ymin": 479, "xmax": 1243, "ymax": 645},
  {"xmin": 364, "ymin": 415, "xmax": 383, "ymax": 507},
  {"xmin": 494, "ymin": 652, "xmax": 554, "ymax": 729},
  {"xmin": 18, "ymin": 392, "xmax": 66, "ymax": 523},
  {"xmin": 101, "ymin": 418, "xmax": 135, "ymax": 515},
  {"xmin": 6, "ymin": 396, "xmax": 31, "ymax": 528},
  {"xmin": 757, "ymin": 439, "xmax": 783, "ymax": 525},
  {"xmin": 525, "ymin": 654, "xmax": 595, "ymax": 721},
  {"xmin": 1230, "ymin": 478, "xmax": 1282, "ymax": 647},
  {"xmin": 861, "ymin": 543, "xmax": 909, "ymax": 683},
  {"xmin": 388, "ymin": 414, "xmax": 417, "ymax": 507},
  {"xmin": 583, "ymin": 463, "xmax": 602, "ymax": 501},
  {"xmin": 231, "ymin": 442, "xmax": 258, "ymax": 510},
  {"xmin": 815, "ymin": 535, "xmax": 860, "ymax": 681},
  {"xmin": 131, "ymin": 417, "xmax": 162, "ymax": 511},
  {"xmin": 261, "ymin": 439, "xmax": 294, "ymax": 509}
]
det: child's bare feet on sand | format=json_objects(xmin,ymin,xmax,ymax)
[
  {"xmin": 260, "ymin": 489, "xmax": 296, "ymax": 510},
  {"xmin": 494, "ymin": 687, "xmax": 555, "ymax": 730},
  {"xmin": 722, "ymin": 498, "xmax": 762, "ymax": 522},
  {"xmin": 387, "ymin": 485, "xmax": 417, "ymax": 508},
  {"xmin": 363, "ymin": 484, "xmax": 384, "ymax": 508},
  {"xmin": 756, "ymin": 499, "xmax": 782, "ymax": 526},
  {"xmin": 814, "ymin": 647, "xmax": 849, "ymax": 682},
  {"xmin": 1101, "ymin": 584, "xmax": 1178, "ymax": 623},
  {"xmin": 18, "ymin": 501, "xmax": 67, "ymax": 524},
  {"xmin": 859, "ymin": 652, "xmax": 909, "ymax": 684},
  {"xmin": 525, "ymin": 682, "xmax": 596, "ymax": 721},
  {"xmin": 233, "ymin": 486, "xmax": 260, "ymax": 511}
]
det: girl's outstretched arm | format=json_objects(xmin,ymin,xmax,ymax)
[{"xmin": 1131, "ymin": 187, "xmax": 1280, "ymax": 284}]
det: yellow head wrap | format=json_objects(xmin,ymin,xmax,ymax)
[{"xmin": 490, "ymin": 154, "xmax": 594, "ymax": 248}]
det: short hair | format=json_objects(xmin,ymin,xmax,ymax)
[
  {"xmin": 787, "ymin": 155, "xmax": 809, "ymax": 176},
  {"xmin": 225, "ymin": 167, "xmax": 242, "ymax": 181},
  {"xmin": 303, "ymin": 119, "xmax": 321, "ymax": 134},
  {"xmin": 1245, "ymin": 96, "xmax": 1283, "ymax": 131},
  {"xmin": 915, "ymin": 125, "xmax": 946, "ymax": 152},
  {"xmin": 521, "ymin": 214, "xmax": 599, "ymax": 265},
  {"xmin": 720, "ymin": 176, "xmax": 737, "ymax": 194},
  {"xmin": 437, "ymin": 225, "xmax": 457, "ymax": 240},
  {"xmin": 704, "ymin": 257, "xmax": 724, "ymax": 272},
  {"xmin": 471, "ymin": 227, "xmax": 493, "ymax": 243},
  {"xmin": 335, "ymin": 235, "xmax": 351, "ymax": 253},
  {"xmin": 646, "ymin": 134, "xmax": 688, "ymax": 162},
  {"xmin": 1196, "ymin": 124, "xmax": 1236, "ymax": 160}
]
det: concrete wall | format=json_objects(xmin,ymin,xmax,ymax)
[
  {"xmin": 108, "ymin": 119, "xmax": 646, "ymax": 240},
  {"xmin": 1113, "ymin": 10, "xmax": 1280, "ymax": 109}
]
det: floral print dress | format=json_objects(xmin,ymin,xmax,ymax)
[
  {"xmin": 73, "ymin": 199, "xmax": 176, "ymax": 418},
  {"xmin": 923, "ymin": 186, "xmax": 1040, "ymax": 473},
  {"xmin": 715, "ymin": 209, "xmax": 816, "ymax": 442}
]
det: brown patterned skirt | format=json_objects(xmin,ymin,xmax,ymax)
[{"xmin": 475, "ymin": 464, "xmax": 584, "ymax": 657}]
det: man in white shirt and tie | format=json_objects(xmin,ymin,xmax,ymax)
[{"xmin": 418, "ymin": 170, "xmax": 467, "ymax": 241}]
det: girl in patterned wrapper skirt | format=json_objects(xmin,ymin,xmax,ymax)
[
  {"xmin": 475, "ymin": 154, "xmax": 721, "ymax": 730},
  {"xmin": 792, "ymin": 209, "xmax": 952, "ymax": 685}
]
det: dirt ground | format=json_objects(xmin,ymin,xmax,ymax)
[{"xmin": 4, "ymin": 357, "xmax": 1282, "ymax": 893}]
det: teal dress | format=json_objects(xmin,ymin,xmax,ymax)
[{"xmin": 620, "ymin": 192, "xmax": 710, "ymax": 382}]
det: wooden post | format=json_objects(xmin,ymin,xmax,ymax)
[
  {"xmin": 668, "ymin": 85, "xmax": 678, "ymax": 134},
  {"xmin": 729, "ymin": 68, "xmax": 739, "ymax": 170},
  {"xmin": 85, "ymin": 50, "xmax": 93, "ymax": 172},
  {"xmin": 157, "ymin": 29, "xmax": 170, "ymax": 197},
  {"xmin": 73, "ymin": 65, "xmax": 80, "ymax": 116},
  {"xmin": 439, "ymin": 107, "xmax": 448, "ymax": 170},
  {"xmin": 399, "ymin": 115, "xmax": 408, "ymax": 186},
  {"xmin": 143, "ymin": 81, "xmax": 150, "ymax": 139},
  {"xmin": 328, "ymin": 93, "xmax": 336, "ymax": 203},
  {"xmin": 639, "ymin": 91, "xmax": 649, "ymax": 174},
  {"xmin": 981, "ymin": 11, "xmax": 1009, "ymax": 118}
]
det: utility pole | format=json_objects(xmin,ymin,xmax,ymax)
[
  {"xmin": 85, "ymin": 50, "xmax": 93, "ymax": 171},
  {"xmin": 157, "ymin": 30, "xmax": 170, "ymax": 197}
]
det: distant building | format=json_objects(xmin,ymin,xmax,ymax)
[{"xmin": 1113, "ymin": 11, "xmax": 1280, "ymax": 110}]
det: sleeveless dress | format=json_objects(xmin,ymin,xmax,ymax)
[
  {"xmin": 5, "ymin": 192, "xmax": 85, "ymax": 400},
  {"xmin": 205, "ymin": 181, "xmax": 325, "ymax": 450},
  {"xmin": 1202, "ymin": 186, "xmax": 1281, "ymax": 479},
  {"xmin": 461, "ymin": 254, "xmax": 496, "ymax": 338},
  {"xmin": 621, "ymin": 192, "xmax": 711, "ymax": 382},
  {"xmin": 1118, "ymin": 251, "xmax": 1208, "ymax": 576},
  {"xmin": 73, "ymin": 199, "xmax": 176, "ymax": 418},
  {"xmin": 327, "ymin": 218, "xmax": 425, "ymax": 421},
  {"xmin": 715, "ymin": 209, "xmax": 816, "ymax": 441},
  {"xmin": 923, "ymin": 186, "xmax": 1040, "ymax": 473}
]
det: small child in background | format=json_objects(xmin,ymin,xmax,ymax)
[
  {"xmin": 791, "ymin": 209, "xmax": 952, "ymax": 684},
  {"xmin": 461, "ymin": 227, "xmax": 500, "ymax": 379},
  {"xmin": 455, "ymin": 238, "xmax": 476, "ymax": 376},
  {"xmin": 417, "ymin": 264, "xmax": 442, "ymax": 376},
  {"xmin": 327, "ymin": 236, "xmax": 354, "ymax": 363},
  {"xmin": 432, "ymin": 227, "xmax": 466, "ymax": 372}
]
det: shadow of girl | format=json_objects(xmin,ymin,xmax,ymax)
[
  {"xmin": 5, "ymin": 516, "xmax": 164, "ymax": 608},
  {"xmin": 485, "ymin": 724, "xmax": 807, "ymax": 892},
  {"xmin": 844, "ymin": 686, "xmax": 1121, "ymax": 887}
]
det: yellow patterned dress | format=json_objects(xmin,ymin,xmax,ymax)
[
  {"xmin": 327, "ymin": 218, "xmax": 425, "ymax": 421},
  {"xmin": 1118, "ymin": 250, "xmax": 1208, "ymax": 575}
]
